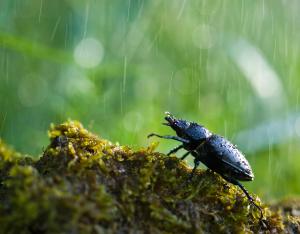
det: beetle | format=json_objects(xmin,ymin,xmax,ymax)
[{"xmin": 148, "ymin": 112, "xmax": 264, "ymax": 221}]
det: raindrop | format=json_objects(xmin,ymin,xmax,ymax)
[
  {"xmin": 177, "ymin": 0, "xmax": 187, "ymax": 19},
  {"xmin": 123, "ymin": 56, "xmax": 127, "ymax": 93},
  {"xmin": 38, "ymin": 0, "xmax": 43, "ymax": 23},
  {"xmin": 50, "ymin": 17, "xmax": 61, "ymax": 41}
]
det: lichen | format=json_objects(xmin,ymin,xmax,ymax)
[{"xmin": 0, "ymin": 120, "xmax": 298, "ymax": 233}]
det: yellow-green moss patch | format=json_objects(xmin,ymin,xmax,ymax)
[{"xmin": 0, "ymin": 121, "xmax": 298, "ymax": 233}]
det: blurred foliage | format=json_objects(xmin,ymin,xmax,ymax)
[{"xmin": 1, "ymin": 0, "xmax": 300, "ymax": 200}]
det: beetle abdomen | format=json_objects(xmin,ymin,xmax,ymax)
[{"xmin": 195, "ymin": 135, "xmax": 254, "ymax": 181}]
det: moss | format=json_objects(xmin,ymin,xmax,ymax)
[
  {"xmin": 0, "ymin": 120, "xmax": 298, "ymax": 233},
  {"xmin": 272, "ymin": 198, "xmax": 300, "ymax": 233}
]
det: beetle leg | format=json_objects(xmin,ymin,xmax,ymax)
[
  {"xmin": 235, "ymin": 181, "xmax": 264, "ymax": 220},
  {"xmin": 180, "ymin": 151, "xmax": 190, "ymax": 160},
  {"xmin": 147, "ymin": 133, "xmax": 190, "ymax": 144},
  {"xmin": 167, "ymin": 144, "xmax": 184, "ymax": 155},
  {"xmin": 188, "ymin": 158, "xmax": 200, "ymax": 181},
  {"xmin": 224, "ymin": 177, "xmax": 264, "ymax": 221}
]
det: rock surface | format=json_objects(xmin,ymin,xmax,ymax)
[{"xmin": 0, "ymin": 121, "xmax": 299, "ymax": 233}]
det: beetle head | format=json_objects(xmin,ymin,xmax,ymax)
[
  {"xmin": 164, "ymin": 112, "xmax": 211, "ymax": 143},
  {"xmin": 164, "ymin": 112, "xmax": 189, "ymax": 130}
]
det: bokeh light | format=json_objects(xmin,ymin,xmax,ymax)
[
  {"xmin": 74, "ymin": 38, "xmax": 104, "ymax": 68},
  {"xmin": 192, "ymin": 24, "xmax": 216, "ymax": 49}
]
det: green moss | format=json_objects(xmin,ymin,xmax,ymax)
[
  {"xmin": 0, "ymin": 120, "xmax": 298, "ymax": 233},
  {"xmin": 271, "ymin": 197, "xmax": 300, "ymax": 233}
]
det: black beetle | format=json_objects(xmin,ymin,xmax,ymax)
[{"xmin": 148, "ymin": 112, "xmax": 264, "ymax": 221}]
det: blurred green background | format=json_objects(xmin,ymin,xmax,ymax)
[{"xmin": 1, "ymin": 0, "xmax": 300, "ymax": 200}]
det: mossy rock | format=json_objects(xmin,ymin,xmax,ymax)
[{"xmin": 0, "ymin": 121, "xmax": 299, "ymax": 233}]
